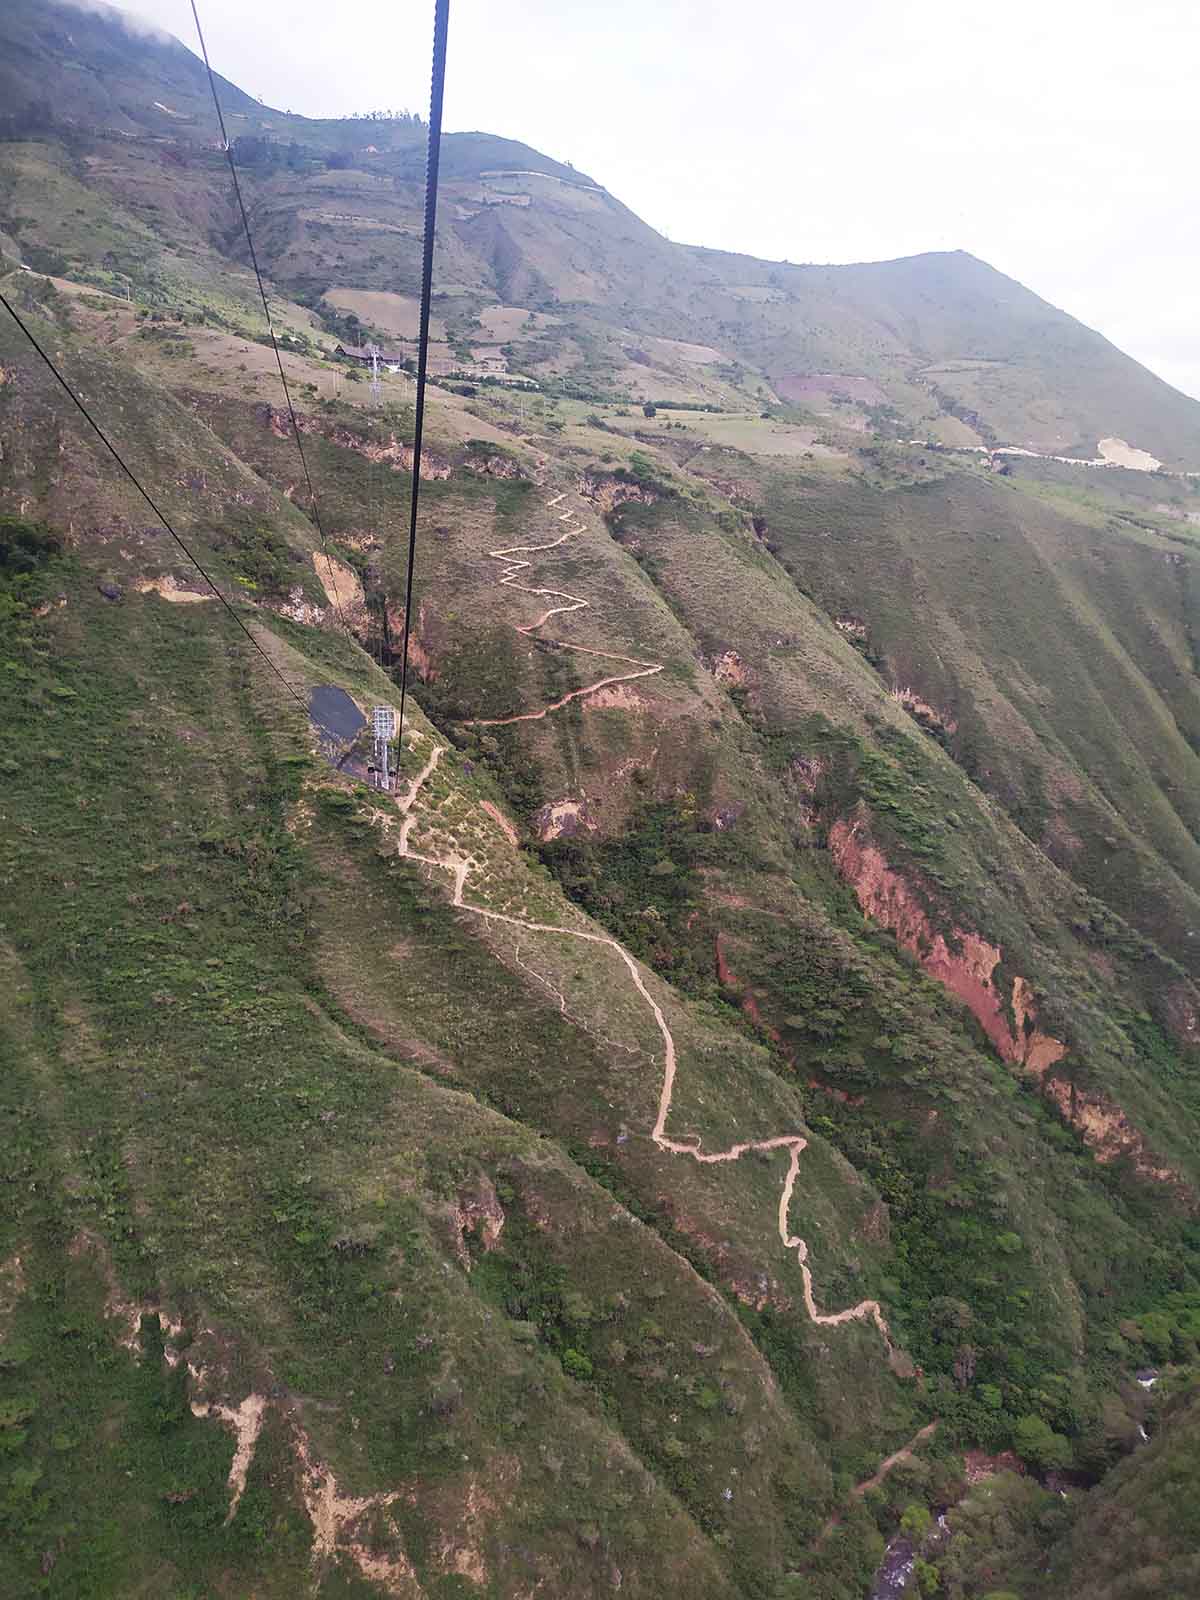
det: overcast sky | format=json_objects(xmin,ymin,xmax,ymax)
[{"xmin": 126, "ymin": 0, "xmax": 1200, "ymax": 400}]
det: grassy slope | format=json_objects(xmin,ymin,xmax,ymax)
[
  {"xmin": 0, "ymin": 322, "xmax": 915, "ymax": 1592},
  {"xmin": 759, "ymin": 458, "xmax": 1200, "ymax": 971},
  {"xmin": 2, "ymin": 38, "xmax": 1200, "ymax": 1594},
  {"xmin": 2, "ymin": 289, "xmax": 1190, "ymax": 1597},
  {"xmin": 579, "ymin": 476, "xmax": 1200, "ymax": 1158},
  {"xmin": 0, "ymin": 530, "xmax": 769, "ymax": 1596}
]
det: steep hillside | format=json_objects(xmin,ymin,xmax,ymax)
[
  {"xmin": 934, "ymin": 1377, "xmax": 1200, "ymax": 1599},
  {"xmin": 3, "ymin": 5, "xmax": 1200, "ymax": 1598},
  {"xmin": 0, "ymin": 0, "xmax": 421, "ymax": 149}
]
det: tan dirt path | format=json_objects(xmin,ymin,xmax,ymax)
[
  {"xmin": 467, "ymin": 495, "xmax": 664, "ymax": 726},
  {"xmin": 393, "ymin": 721, "xmax": 889, "ymax": 1343}
]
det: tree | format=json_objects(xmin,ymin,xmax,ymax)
[
  {"xmin": 642, "ymin": 402, "xmax": 657, "ymax": 417},
  {"xmin": 1012, "ymin": 1414, "xmax": 1072, "ymax": 1473},
  {"xmin": 914, "ymin": 1557, "xmax": 940, "ymax": 1595},
  {"xmin": 560, "ymin": 1348, "xmax": 593, "ymax": 1380},
  {"xmin": 900, "ymin": 1502, "xmax": 932, "ymax": 1540}
]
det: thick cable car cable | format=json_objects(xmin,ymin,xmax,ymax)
[{"xmin": 396, "ymin": 0, "xmax": 451, "ymax": 754}]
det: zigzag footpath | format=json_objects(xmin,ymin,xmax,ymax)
[
  {"xmin": 395, "ymin": 473, "xmax": 896, "ymax": 1337},
  {"xmin": 468, "ymin": 489, "xmax": 664, "ymax": 726}
]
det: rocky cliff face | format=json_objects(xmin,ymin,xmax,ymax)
[
  {"xmin": 579, "ymin": 471, "xmax": 663, "ymax": 516},
  {"xmin": 260, "ymin": 405, "xmax": 451, "ymax": 478},
  {"xmin": 827, "ymin": 816, "xmax": 1190, "ymax": 1188},
  {"xmin": 828, "ymin": 816, "xmax": 1065, "ymax": 1070}
]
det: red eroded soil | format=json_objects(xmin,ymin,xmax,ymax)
[{"xmin": 827, "ymin": 817, "xmax": 1064, "ymax": 1069}]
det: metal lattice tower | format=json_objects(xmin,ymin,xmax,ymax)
[
  {"xmin": 368, "ymin": 342, "xmax": 382, "ymax": 404},
  {"xmin": 371, "ymin": 704, "xmax": 395, "ymax": 790}
]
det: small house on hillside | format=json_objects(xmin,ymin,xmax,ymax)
[{"xmin": 333, "ymin": 343, "xmax": 409, "ymax": 367}]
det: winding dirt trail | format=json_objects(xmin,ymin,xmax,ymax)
[
  {"xmin": 468, "ymin": 491, "xmax": 663, "ymax": 726},
  {"xmin": 392, "ymin": 729, "xmax": 890, "ymax": 1345},
  {"xmin": 852, "ymin": 1421, "xmax": 938, "ymax": 1496}
]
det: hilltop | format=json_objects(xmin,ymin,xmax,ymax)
[
  {"xmin": 4, "ymin": 1, "xmax": 1200, "ymax": 464},
  {"xmin": 1, "ymin": 4, "xmax": 1200, "ymax": 1598}
]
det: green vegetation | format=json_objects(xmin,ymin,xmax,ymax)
[{"xmin": 2, "ymin": 6, "xmax": 1200, "ymax": 1595}]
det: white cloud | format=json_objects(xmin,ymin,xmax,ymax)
[{"xmin": 57, "ymin": 0, "xmax": 173, "ymax": 43}]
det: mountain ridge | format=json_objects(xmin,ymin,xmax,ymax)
[{"xmin": 4, "ymin": 0, "xmax": 1198, "ymax": 463}]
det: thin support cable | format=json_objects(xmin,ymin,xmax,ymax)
[
  {"xmin": 189, "ymin": 0, "xmax": 348, "ymax": 633},
  {"xmin": 0, "ymin": 291, "xmax": 308, "ymax": 710},
  {"xmin": 397, "ymin": 0, "xmax": 450, "ymax": 750}
]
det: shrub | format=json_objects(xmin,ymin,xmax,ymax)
[
  {"xmin": 900, "ymin": 1502, "xmax": 932, "ymax": 1540},
  {"xmin": 560, "ymin": 1348, "xmax": 593, "ymax": 1380},
  {"xmin": 1012, "ymin": 1414, "xmax": 1072, "ymax": 1472}
]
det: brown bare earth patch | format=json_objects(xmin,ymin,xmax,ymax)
[
  {"xmin": 584, "ymin": 683, "xmax": 648, "ymax": 713},
  {"xmin": 479, "ymin": 799, "xmax": 519, "ymax": 846},
  {"xmin": 828, "ymin": 818, "xmax": 1191, "ymax": 1188},
  {"xmin": 533, "ymin": 797, "xmax": 596, "ymax": 841},
  {"xmin": 964, "ymin": 1447, "xmax": 1025, "ymax": 1484},
  {"xmin": 189, "ymin": 1386, "xmax": 268, "ymax": 1523},
  {"xmin": 293, "ymin": 1422, "xmax": 421, "ymax": 1595},
  {"xmin": 828, "ymin": 816, "xmax": 1064, "ymax": 1069},
  {"xmin": 314, "ymin": 551, "xmax": 366, "ymax": 623},
  {"xmin": 134, "ymin": 575, "xmax": 212, "ymax": 603},
  {"xmin": 1042, "ymin": 1078, "xmax": 1183, "ymax": 1185}
]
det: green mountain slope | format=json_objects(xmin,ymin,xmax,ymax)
[{"xmin": 3, "ymin": 5, "xmax": 1200, "ymax": 1597}]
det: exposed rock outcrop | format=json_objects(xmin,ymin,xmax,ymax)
[
  {"xmin": 709, "ymin": 649, "xmax": 749, "ymax": 688},
  {"xmin": 828, "ymin": 816, "xmax": 1063, "ymax": 1070},
  {"xmin": 890, "ymin": 684, "xmax": 958, "ymax": 735},
  {"xmin": 463, "ymin": 447, "xmax": 527, "ymax": 480},
  {"xmin": 258, "ymin": 404, "xmax": 451, "ymax": 478},
  {"xmin": 1040, "ymin": 1078, "xmax": 1178, "ymax": 1182},
  {"xmin": 533, "ymin": 797, "xmax": 597, "ymax": 841},
  {"xmin": 579, "ymin": 470, "xmax": 661, "ymax": 515},
  {"xmin": 451, "ymin": 1171, "xmax": 506, "ymax": 1266},
  {"xmin": 828, "ymin": 816, "xmax": 1187, "ymax": 1188}
]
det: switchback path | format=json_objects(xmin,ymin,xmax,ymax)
[
  {"xmin": 392, "ymin": 737, "xmax": 891, "ymax": 1345},
  {"xmin": 468, "ymin": 490, "xmax": 664, "ymax": 726}
]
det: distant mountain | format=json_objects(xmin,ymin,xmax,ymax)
[
  {"xmin": 3, "ymin": 0, "xmax": 1198, "ymax": 464},
  {"xmin": 0, "ymin": 0, "xmax": 265, "ymax": 136}
]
